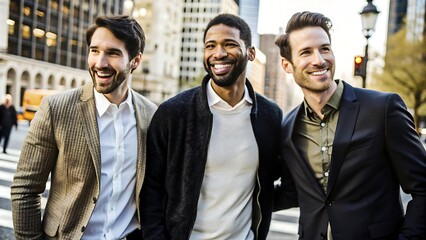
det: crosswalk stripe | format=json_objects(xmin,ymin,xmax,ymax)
[
  {"xmin": 0, "ymin": 208, "xmax": 13, "ymax": 229},
  {"xmin": 270, "ymin": 208, "xmax": 299, "ymax": 234},
  {"xmin": 0, "ymin": 151, "xmax": 21, "ymax": 162},
  {"xmin": 0, "ymin": 171, "xmax": 16, "ymax": 183},
  {"xmin": 275, "ymin": 208, "xmax": 300, "ymax": 218},
  {"xmin": 269, "ymin": 220, "xmax": 298, "ymax": 234},
  {"xmin": 0, "ymin": 160, "xmax": 18, "ymax": 170}
]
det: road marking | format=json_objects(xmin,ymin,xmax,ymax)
[
  {"xmin": 269, "ymin": 220, "xmax": 298, "ymax": 235},
  {"xmin": 275, "ymin": 208, "xmax": 300, "ymax": 218},
  {"xmin": 0, "ymin": 208, "xmax": 13, "ymax": 229},
  {"xmin": 0, "ymin": 160, "xmax": 17, "ymax": 170},
  {"xmin": 270, "ymin": 208, "xmax": 299, "ymax": 234}
]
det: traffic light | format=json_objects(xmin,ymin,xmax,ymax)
[{"xmin": 354, "ymin": 56, "xmax": 366, "ymax": 79}]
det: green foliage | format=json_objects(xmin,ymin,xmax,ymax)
[{"xmin": 374, "ymin": 26, "xmax": 426, "ymax": 130}]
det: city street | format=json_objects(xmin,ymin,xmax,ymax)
[
  {"xmin": 0, "ymin": 121, "xmax": 299, "ymax": 239},
  {"xmin": 0, "ymin": 121, "xmax": 420, "ymax": 239}
]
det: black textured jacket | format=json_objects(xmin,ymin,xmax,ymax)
[{"xmin": 140, "ymin": 75, "xmax": 296, "ymax": 240}]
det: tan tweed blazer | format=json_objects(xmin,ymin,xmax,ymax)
[{"xmin": 11, "ymin": 83, "xmax": 157, "ymax": 240}]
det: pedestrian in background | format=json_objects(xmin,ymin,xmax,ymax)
[
  {"xmin": 140, "ymin": 13, "xmax": 297, "ymax": 240},
  {"xmin": 0, "ymin": 94, "xmax": 18, "ymax": 154},
  {"xmin": 11, "ymin": 16, "xmax": 157, "ymax": 239},
  {"xmin": 275, "ymin": 11, "xmax": 426, "ymax": 239}
]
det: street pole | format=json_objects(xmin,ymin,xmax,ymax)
[
  {"xmin": 359, "ymin": 0, "xmax": 379, "ymax": 88},
  {"xmin": 363, "ymin": 37, "xmax": 369, "ymax": 88}
]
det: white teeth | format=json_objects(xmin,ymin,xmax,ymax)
[
  {"xmin": 214, "ymin": 64, "xmax": 231, "ymax": 69},
  {"xmin": 311, "ymin": 70, "xmax": 327, "ymax": 75},
  {"xmin": 97, "ymin": 72, "xmax": 112, "ymax": 77}
]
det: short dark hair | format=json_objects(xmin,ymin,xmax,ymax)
[
  {"xmin": 86, "ymin": 15, "xmax": 145, "ymax": 60},
  {"xmin": 275, "ymin": 11, "xmax": 332, "ymax": 62},
  {"xmin": 203, "ymin": 13, "xmax": 252, "ymax": 48}
]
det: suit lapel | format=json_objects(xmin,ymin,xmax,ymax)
[
  {"xmin": 77, "ymin": 84, "xmax": 102, "ymax": 184},
  {"xmin": 131, "ymin": 90, "xmax": 148, "ymax": 202},
  {"xmin": 327, "ymin": 83, "xmax": 359, "ymax": 197}
]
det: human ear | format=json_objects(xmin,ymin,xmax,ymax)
[
  {"xmin": 247, "ymin": 46, "xmax": 255, "ymax": 61},
  {"xmin": 281, "ymin": 58, "xmax": 293, "ymax": 73}
]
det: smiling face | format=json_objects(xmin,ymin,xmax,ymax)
[
  {"xmin": 203, "ymin": 24, "xmax": 254, "ymax": 87},
  {"xmin": 282, "ymin": 26, "xmax": 335, "ymax": 93},
  {"xmin": 88, "ymin": 27, "xmax": 140, "ymax": 95}
]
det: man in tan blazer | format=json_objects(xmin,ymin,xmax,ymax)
[{"xmin": 11, "ymin": 16, "xmax": 157, "ymax": 239}]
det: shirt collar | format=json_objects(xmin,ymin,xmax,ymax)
[
  {"xmin": 206, "ymin": 79, "xmax": 252, "ymax": 110},
  {"xmin": 94, "ymin": 88, "xmax": 133, "ymax": 117},
  {"xmin": 303, "ymin": 79, "xmax": 344, "ymax": 118}
]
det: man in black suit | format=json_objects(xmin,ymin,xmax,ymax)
[{"xmin": 275, "ymin": 11, "xmax": 426, "ymax": 239}]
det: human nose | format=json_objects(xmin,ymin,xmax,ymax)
[
  {"xmin": 213, "ymin": 45, "xmax": 227, "ymax": 59},
  {"xmin": 312, "ymin": 50, "xmax": 326, "ymax": 65},
  {"xmin": 94, "ymin": 53, "xmax": 108, "ymax": 69}
]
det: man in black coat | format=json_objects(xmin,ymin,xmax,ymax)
[
  {"xmin": 140, "ymin": 13, "xmax": 297, "ymax": 240},
  {"xmin": 275, "ymin": 11, "xmax": 426, "ymax": 239},
  {"xmin": 0, "ymin": 94, "xmax": 18, "ymax": 154}
]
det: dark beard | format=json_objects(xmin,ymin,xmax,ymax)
[
  {"xmin": 203, "ymin": 58, "xmax": 248, "ymax": 87},
  {"xmin": 90, "ymin": 63, "xmax": 132, "ymax": 94}
]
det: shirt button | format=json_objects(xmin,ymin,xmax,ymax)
[
  {"xmin": 326, "ymin": 200, "xmax": 333, "ymax": 206},
  {"xmin": 324, "ymin": 171, "xmax": 329, "ymax": 177},
  {"xmin": 81, "ymin": 226, "xmax": 86, "ymax": 232},
  {"xmin": 320, "ymin": 122, "xmax": 326, "ymax": 127},
  {"xmin": 321, "ymin": 146, "xmax": 327, "ymax": 152}
]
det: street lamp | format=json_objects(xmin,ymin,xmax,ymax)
[{"xmin": 359, "ymin": 0, "xmax": 380, "ymax": 88}]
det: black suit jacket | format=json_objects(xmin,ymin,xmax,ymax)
[{"xmin": 279, "ymin": 81, "xmax": 426, "ymax": 240}]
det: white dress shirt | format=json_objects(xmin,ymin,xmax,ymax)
[{"xmin": 82, "ymin": 89, "xmax": 138, "ymax": 239}]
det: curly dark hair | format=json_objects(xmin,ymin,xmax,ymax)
[{"xmin": 203, "ymin": 13, "xmax": 252, "ymax": 48}]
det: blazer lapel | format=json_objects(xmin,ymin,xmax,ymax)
[
  {"xmin": 131, "ymin": 90, "xmax": 148, "ymax": 202},
  {"xmin": 286, "ymin": 105, "xmax": 326, "ymax": 196},
  {"xmin": 77, "ymin": 84, "xmax": 102, "ymax": 184},
  {"xmin": 327, "ymin": 82, "xmax": 359, "ymax": 197}
]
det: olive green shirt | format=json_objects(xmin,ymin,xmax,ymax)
[{"xmin": 294, "ymin": 80, "xmax": 344, "ymax": 193}]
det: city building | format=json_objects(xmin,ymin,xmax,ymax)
[
  {"xmin": 406, "ymin": 0, "xmax": 425, "ymax": 41},
  {"xmin": 238, "ymin": 0, "xmax": 259, "ymax": 48},
  {"xmin": 387, "ymin": 0, "xmax": 408, "ymax": 36},
  {"xmin": 127, "ymin": 0, "xmax": 183, "ymax": 104},
  {"xmin": 259, "ymin": 34, "xmax": 302, "ymax": 113}
]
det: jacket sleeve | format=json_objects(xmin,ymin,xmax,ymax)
[
  {"xmin": 385, "ymin": 94, "xmax": 426, "ymax": 239},
  {"xmin": 273, "ymin": 154, "xmax": 299, "ymax": 211},
  {"xmin": 273, "ymin": 110, "xmax": 298, "ymax": 211},
  {"xmin": 140, "ymin": 107, "xmax": 168, "ymax": 239},
  {"xmin": 10, "ymin": 98, "xmax": 58, "ymax": 240}
]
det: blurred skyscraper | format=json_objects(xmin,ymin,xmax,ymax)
[
  {"xmin": 238, "ymin": 0, "xmax": 260, "ymax": 48},
  {"xmin": 126, "ymin": 0, "xmax": 183, "ymax": 103}
]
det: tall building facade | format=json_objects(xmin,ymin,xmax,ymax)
[
  {"xmin": 406, "ymin": 0, "xmax": 425, "ymax": 41},
  {"xmin": 259, "ymin": 34, "xmax": 302, "ymax": 113},
  {"xmin": 179, "ymin": 0, "xmax": 238, "ymax": 89},
  {"xmin": 129, "ymin": 0, "xmax": 183, "ymax": 104},
  {"xmin": 238, "ymin": 0, "xmax": 259, "ymax": 48},
  {"xmin": 387, "ymin": 0, "xmax": 408, "ymax": 36},
  {"xmin": 1, "ymin": 0, "xmax": 126, "ymax": 108}
]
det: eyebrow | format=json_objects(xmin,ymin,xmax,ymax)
[{"xmin": 89, "ymin": 46, "xmax": 123, "ymax": 54}]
